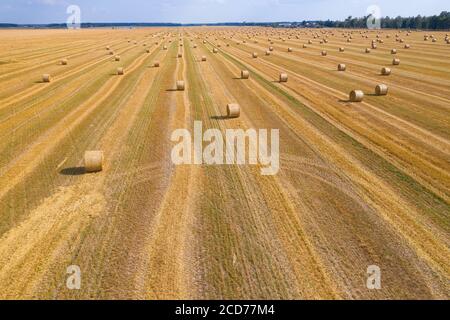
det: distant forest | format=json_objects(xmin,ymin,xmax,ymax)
[
  {"xmin": 1, "ymin": 11, "xmax": 449, "ymax": 30},
  {"xmin": 311, "ymin": 11, "xmax": 450, "ymax": 29}
]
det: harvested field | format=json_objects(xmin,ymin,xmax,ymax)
[{"xmin": 0, "ymin": 27, "xmax": 448, "ymax": 300}]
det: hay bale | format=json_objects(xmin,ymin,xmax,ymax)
[
  {"xmin": 279, "ymin": 73, "xmax": 288, "ymax": 83},
  {"xmin": 61, "ymin": 59, "xmax": 68, "ymax": 65},
  {"xmin": 163, "ymin": 45, "xmax": 168, "ymax": 50},
  {"xmin": 201, "ymin": 56, "xmax": 207, "ymax": 61},
  {"xmin": 349, "ymin": 90, "xmax": 364, "ymax": 102},
  {"xmin": 146, "ymin": 49, "xmax": 150, "ymax": 53},
  {"xmin": 84, "ymin": 151, "xmax": 104, "ymax": 173},
  {"xmin": 213, "ymin": 48, "xmax": 219, "ymax": 53},
  {"xmin": 303, "ymin": 44, "xmax": 308, "ymax": 48},
  {"xmin": 321, "ymin": 50, "xmax": 327, "ymax": 56},
  {"xmin": 265, "ymin": 51, "xmax": 271, "ymax": 56},
  {"xmin": 381, "ymin": 67, "xmax": 391, "ymax": 75},
  {"xmin": 176, "ymin": 80, "xmax": 185, "ymax": 91},
  {"xmin": 227, "ymin": 104, "xmax": 240, "ymax": 118},
  {"xmin": 109, "ymin": 51, "xmax": 115, "ymax": 55},
  {"xmin": 391, "ymin": 49, "xmax": 397, "ymax": 54},
  {"xmin": 178, "ymin": 53, "xmax": 182, "ymax": 58},
  {"xmin": 115, "ymin": 55, "xmax": 121, "ymax": 61},
  {"xmin": 365, "ymin": 48, "xmax": 371, "ymax": 53},
  {"xmin": 106, "ymin": 46, "xmax": 110, "ymax": 50},
  {"xmin": 338, "ymin": 64, "xmax": 346, "ymax": 71},
  {"xmin": 117, "ymin": 67, "xmax": 124, "ymax": 75},
  {"xmin": 404, "ymin": 44, "xmax": 410, "ymax": 49},
  {"xmin": 42, "ymin": 74, "xmax": 51, "ymax": 83},
  {"xmin": 375, "ymin": 84, "xmax": 388, "ymax": 96},
  {"xmin": 288, "ymin": 47, "xmax": 293, "ymax": 52},
  {"xmin": 252, "ymin": 52, "xmax": 258, "ymax": 58},
  {"xmin": 339, "ymin": 47, "xmax": 345, "ymax": 52},
  {"xmin": 241, "ymin": 70, "xmax": 250, "ymax": 79},
  {"xmin": 392, "ymin": 58, "xmax": 400, "ymax": 65},
  {"xmin": 154, "ymin": 61, "xmax": 160, "ymax": 67}
]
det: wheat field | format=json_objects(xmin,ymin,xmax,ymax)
[{"xmin": 0, "ymin": 27, "xmax": 448, "ymax": 299}]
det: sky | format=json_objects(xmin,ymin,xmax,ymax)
[{"xmin": 0, "ymin": 0, "xmax": 448, "ymax": 24}]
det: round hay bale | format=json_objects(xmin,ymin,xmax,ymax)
[
  {"xmin": 338, "ymin": 64, "xmax": 346, "ymax": 71},
  {"xmin": 178, "ymin": 53, "xmax": 182, "ymax": 58},
  {"xmin": 146, "ymin": 49, "xmax": 150, "ymax": 53},
  {"xmin": 201, "ymin": 56, "xmax": 207, "ymax": 62},
  {"xmin": 241, "ymin": 70, "xmax": 250, "ymax": 79},
  {"xmin": 193, "ymin": 44, "xmax": 197, "ymax": 48},
  {"xmin": 279, "ymin": 73, "xmax": 288, "ymax": 83},
  {"xmin": 372, "ymin": 43, "xmax": 377, "ymax": 49},
  {"xmin": 117, "ymin": 67, "xmax": 124, "ymax": 75},
  {"xmin": 375, "ymin": 84, "xmax": 388, "ymax": 96},
  {"xmin": 227, "ymin": 104, "xmax": 240, "ymax": 118},
  {"xmin": 106, "ymin": 46, "xmax": 110, "ymax": 50},
  {"xmin": 381, "ymin": 67, "xmax": 391, "ymax": 75},
  {"xmin": 252, "ymin": 52, "xmax": 258, "ymax": 58},
  {"xmin": 404, "ymin": 44, "xmax": 410, "ymax": 49},
  {"xmin": 288, "ymin": 47, "xmax": 293, "ymax": 52},
  {"xmin": 61, "ymin": 59, "xmax": 68, "ymax": 65},
  {"xmin": 42, "ymin": 74, "xmax": 51, "ymax": 83},
  {"xmin": 109, "ymin": 51, "xmax": 115, "ymax": 55},
  {"xmin": 303, "ymin": 44, "xmax": 308, "ymax": 48},
  {"xmin": 365, "ymin": 48, "xmax": 371, "ymax": 53},
  {"xmin": 321, "ymin": 50, "xmax": 327, "ymax": 56},
  {"xmin": 392, "ymin": 58, "xmax": 400, "ymax": 65},
  {"xmin": 265, "ymin": 51, "xmax": 271, "ymax": 56},
  {"xmin": 391, "ymin": 49, "xmax": 397, "ymax": 54},
  {"xmin": 163, "ymin": 45, "xmax": 168, "ymax": 50},
  {"xmin": 176, "ymin": 80, "xmax": 185, "ymax": 91},
  {"xmin": 115, "ymin": 55, "xmax": 121, "ymax": 61},
  {"xmin": 84, "ymin": 151, "xmax": 104, "ymax": 173},
  {"xmin": 339, "ymin": 47, "xmax": 345, "ymax": 52},
  {"xmin": 308, "ymin": 40, "xmax": 313, "ymax": 44},
  {"xmin": 213, "ymin": 48, "xmax": 219, "ymax": 53},
  {"xmin": 347, "ymin": 38, "xmax": 351, "ymax": 43},
  {"xmin": 349, "ymin": 90, "xmax": 364, "ymax": 102},
  {"xmin": 154, "ymin": 61, "xmax": 160, "ymax": 67}
]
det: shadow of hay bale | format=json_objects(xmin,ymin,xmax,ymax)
[{"xmin": 60, "ymin": 167, "xmax": 86, "ymax": 176}]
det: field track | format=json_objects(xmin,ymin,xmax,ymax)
[{"xmin": 0, "ymin": 27, "xmax": 448, "ymax": 299}]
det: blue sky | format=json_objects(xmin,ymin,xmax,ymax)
[{"xmin": 0, "ymin": 0, "xmax": 448, "ymax": 24}]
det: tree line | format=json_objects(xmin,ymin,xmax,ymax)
[{"xmin": 294, "ymin": 11, "xmax": 450, "ymax": 30}]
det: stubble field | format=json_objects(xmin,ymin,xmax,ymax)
[{"xmin": 0, "ymin": 27, "xmax": 448, "ymax": 299}]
